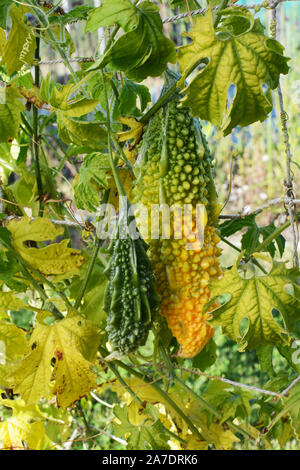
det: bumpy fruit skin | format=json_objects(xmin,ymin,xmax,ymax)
[
  {"xmin": 103, "ymin": 221, "xmax": 159, "ymax": 355},
  {"xmin": 131, "ymin": 97, "xmax": 222, "ymax": 358}
]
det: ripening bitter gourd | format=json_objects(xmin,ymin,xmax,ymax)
[
  {"xmin": 103, "ymin": 207, "xmax": 160, "ymax": 354},
  {"xmin": 131, "ymin": 82, "xmax": 222, "ymax": 358}
]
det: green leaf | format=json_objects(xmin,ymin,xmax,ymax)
[
  {"xmin": 49, "ymin": 5, "xmax": 93, "ymax": 26},
  {"xmin": 177, "ymin": 8, "xmax": 290, "ymax": 135},
  {"xmin": 192, "ymin": 339, "xmax": 217, "ymax": 371},
  {"xmin": 1, "ymin": 5, "xmax": 36, "ymax": 75},
  {"xmin": 202, "ymin": 380, "xmax": 252, "ymax": 423},
  {"xmin": 260, "ymin": 222, "xmax": 285, "ymax": 258},
  {"xmin": 112, "ymin": 404, "xmax": 170, "ymax": 450},
  {"xmin": 0, "ymin": 0, "xmax": 12, "ymax": 29},
  {"xmin": 0, "ymin": 226, "xmax": 12, "ymax": 247},
  {"xmin": 73, "ymin": 153, "xmax": 110, "ymax": 211},
  {"xmin": 282, "ymin": 382, "xmax": 300, "ymax": 440},
  {"xmin": 48, "ymin": 83, "xmax": 107, "ymax": 147},
  {"xmin": 220, "ymin": 215, "xmax": 285, "ymax": 258},
  {"xmin": 276, "ymin": 343, "xmax": 300, "ymax": 374},
  {"xmin": 56, "ymin": 112, "xmax": 107, "ymax": 147},
  {"xmin": 208, "ymin": 260, "xmax": 300, "ymax": 351},
  {"xmin": 86, "ymin": 0, "xmax": 176, "ymax": 82},
  {"xmin": 256, "ymin": 344, "xmax": 275, "ymax": 377},
  {"xmin": 168, "ymin": 0, "xmax": 202, "ymax": 11},
  {"xmin": 0, "ymin": 250, "xmax": 26, "ymax": 292},
  {"xmin": 117, "ymin": 79, "xmax": 151, "ymax": 117},
  {"xmin": 219, "ymin": 214, "xmax": 257, "ymax": 238},
  {"xmin": 0, "ymin": 87, "xmax": 25, "ymax": 143},
  {"xmin": 40, "ymin": 73, "xmax": 55, "ymax": 103},
  {"xmin": 69, "ymin": 264, "xmax": 107, "ymax": 325},
  {"xmin": 241, "ymin": 224, "xmax": 260, "ymax": 256}
]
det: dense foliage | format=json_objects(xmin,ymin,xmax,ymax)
[{"xmin": 0, "ymin": 0, "xmax": 299, "ymax": 451}]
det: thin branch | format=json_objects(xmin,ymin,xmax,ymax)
[
  {"xmin": 172, "ymin": 365, "xmax": 281, "ymax": 398},
  {"xmin": 32, "ymin": 31, "xmax": 43, "ymax": 216},
  {"xmin": 280, "ymin": 375, "xmax": 300, "ymax": 397},
  {"xmin": 219, "ymin": 197, "xmax": 300, "ymax": 219}
]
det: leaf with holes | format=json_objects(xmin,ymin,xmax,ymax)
[
  {"xmin": 6, "ymin": 217, "xmax": 84, "ymax": 279},
  {"xmin": 7, "ymin": 315, "xmax": 100, "ymax": 408},
  {"xmin": 207, "ymin": 259, "xmax": 300, "ymax": 351},
  {"xmin": 177, "ymin": 8, "xmax": 289, "ymax": 135}
]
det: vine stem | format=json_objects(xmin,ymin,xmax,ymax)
[
  {"xmin": 8, "ymin": 253, "xmax": 64, "ymax": 319},
  {"xmin": 32, "ymin": 30, "xmax": 43, "ymax": 216},
  {"xmin": 101, "ymin": 69, "xmax": 126, "ymax": 198},
  {"xmin": 9, "ymin": 249, "xmax": 72, "ymax": 313},
  {"xmin": 220, "ymin": 236, "xmax": 268, "ymax": 275},
  {"xmin": 173, "ymin": 374, "xmax": 255, "ymax": 440},
  {"xmin": 253, "ymin": 219, "xmax": 291, "ymax": 254},
  {"xmin": 112, "ymin": 358, "xmax": 205, "ymax": 442},
  {"xmin": 27, "ymin": 0, "xmax": 79, "ymax": 84},
  {"xmin": 154, "ymin": 363, "xmax": 281, "ymax": 398},
  {"xmin": 213, "ymin": 0, "xmax": 229, "ymax": 28},
  {"xmin": 140, "ymin": 83, "xmax": 178, "ymax": 125},
  {"xmin": 74, "ymin": 238, "xmax": 101, "ymax": 310},
  {"xmin": 99, "ymin": 347, "xmax": 143, "ymax": 406}
]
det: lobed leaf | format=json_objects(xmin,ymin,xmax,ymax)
[
  {"xmin": 86, "ymin": 0, "xmax": 176, "ymax": 82},
  {"xmin": 208, "ymin": 259, "xmax": 300, "ymax": 350},
  {"xmin": 177, "ymin": 8, "xmax": 289, "ymax": 135}
]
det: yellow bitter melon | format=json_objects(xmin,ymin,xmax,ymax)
[{"xmin": 131, "ymin": 90, "xmax": 222, "ymax": 358}]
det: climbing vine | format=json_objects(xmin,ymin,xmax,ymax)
[{"xmin": 0, "ymin": 0, "xmax": 299, "ymax": 451}]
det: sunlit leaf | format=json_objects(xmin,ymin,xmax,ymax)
[
  {"xmin": 7, "ymin": 315, "xmax": 100, "ymax": 407},
  {"xmin": 0, "ymin": 87, "xmax": 25, "ymax": 143},
  {"xmin": 6, "ymin": 217, "xmax": 84, "ymax": 279},
  {"xmin": 1, "ymin": 5, "xmax": 36, "ymax": 74},
  {"xmin": 177, "ymin": 8, "xmax": 289, "ymax": 135},
  {"xmin": 207, "ymin": 259, "xmax": 300, "ymax": 350}
]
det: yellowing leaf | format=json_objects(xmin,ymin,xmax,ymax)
[
  {"xmin": 49, "ymin": 83, "xmax": 107, "ymax": 147},
  {"xmin": 0, "ymin": 398, "xmax": 51, "ymax": 450},
  {"xmin": 200, "ymin": 420, "xmax": 240, "ymax": 450},
  {"xmin": 108, "ymin": 167, "xmax": 134, "ymax": 210},
  {"xmin": 73, "ymin": 153, "xmax": 110, "ymax": 211},
  {"xmin": 0, "ymin": 292, "xmax": 29, "ymax": 317},
  {"xmin": 18, "ymin": 85, "xmax": 47, "ymax": 109},
  {"xmin": 56, "ymin": 111, "xmax": 107, "ymax": 147},
  {"xmin": 0, "ymin": 417, "xmax": 50, "ymax": 450},
  {"xmin": 6, "ymin": 217, "xmax": 84, "ymax": 278},
  {"xmin": 117, "ymin": 116, "xmax": 144, "ymax": 147},
  {"xmin": 7, "ymin": 315, "xmax": 100, "ymax": 408},
  {"xmin": 208, "ymin": 260, "xmax": 300, "ymax": 351},
  {"xmin": 282, "ymin": 382, "xmax": 300, "ymax": 440},
  {"xmin": 0, "ymin": 27, "xmax": 6, "ymax": 54},
  {"xmin": 0, "ymin": 321, "xmax": 28, "ymax": 386},
  {"xmin": 0, "ymin": 86, "xmax": 25, "ymax": 143},
  {"xmin": 177, "ymin": 8, "xmax": 290, "ymax": 135},
  {"xmin": 1, "ymin": 5, "xmax": 36, "ymax": 74}
]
